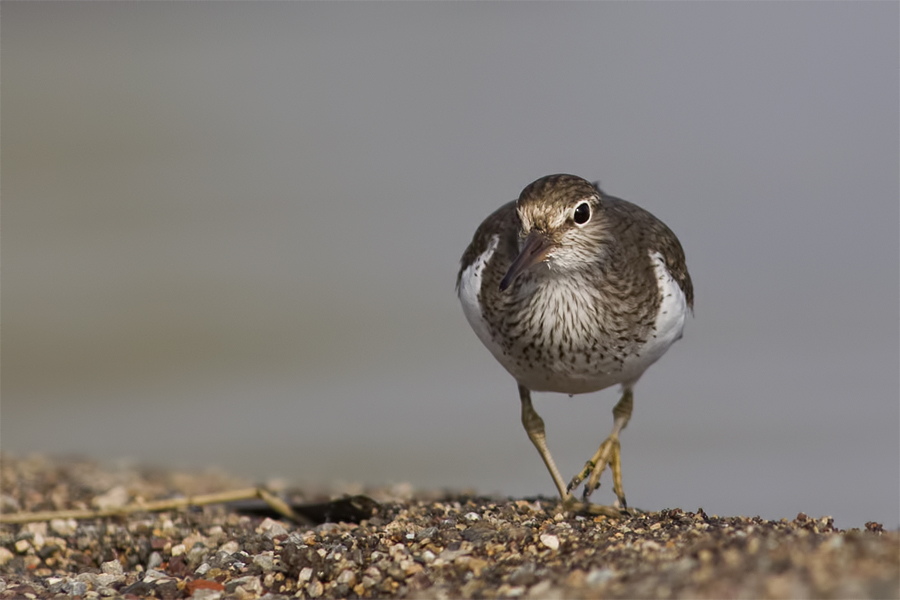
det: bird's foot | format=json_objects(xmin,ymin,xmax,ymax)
[
  {"xmin": 562, "ymin": 499, "xmax": 635, "ymax": 519},
  {"xmin": 566, "ymin": 434, "xmax": 627, "ymax": 508}
]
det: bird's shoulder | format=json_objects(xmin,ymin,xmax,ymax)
[
  {"xmin": 456, "ymin": 200, "xmax": 520, "ymax": 290},
  {"xmin": 599, "ymin": 193, "xmax": 694, "ymax": 310}
]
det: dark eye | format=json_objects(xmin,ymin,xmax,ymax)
[{"xmin": 573, "ymin": 202, "xmax": 591, "ymax": 225}]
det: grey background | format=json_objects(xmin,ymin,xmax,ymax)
[{"xmin": 3, "ymin": 2, "xmax": 898, "ymax": 529}]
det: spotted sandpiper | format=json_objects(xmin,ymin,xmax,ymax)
[{"xmin": 457, "ymin": 174, "xmax": 693, "ymax": 512}]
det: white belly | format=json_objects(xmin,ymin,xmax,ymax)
[
  {"xmin": 625, "ymin": 251, "xmax": 689, "ymax": 383},
  {"xmin": 458, "ymin": 235, "xmax": 504, "ymax": 359}
]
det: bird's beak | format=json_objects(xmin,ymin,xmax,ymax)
[{"xmin": 500, "ymin": 231, "xmax": 552, "ymax": 291}]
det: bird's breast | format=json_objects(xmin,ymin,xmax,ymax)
[{"xmin": 485, "ymin": 252, "xmax": 685, "ymax": 394}]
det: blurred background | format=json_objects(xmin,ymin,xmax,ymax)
[{"xmin": 2, "ymin": 2, "xmax": 897, "ymax": 530}]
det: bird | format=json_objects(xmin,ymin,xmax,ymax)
[{"xmin": 456, "ymin": 174, "xmax": 693, "ymax": 512}]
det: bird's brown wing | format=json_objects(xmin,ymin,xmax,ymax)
[
  {"xmin": 456, "ymin": 200, "xmax": 520, "ymax": 291},
  {"xmin": 600, "ymin": 194, "xmax": 694, "ymax": 311}
]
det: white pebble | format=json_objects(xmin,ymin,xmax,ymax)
[
  {"xmin": 92, "ymin": 485, "xmax": 129, "ymax": 510},
  {"xmin": 23, "ymin": 522, "xmax": 47, "ymax": 536},
  {"xmin": 539, "ymin": 533, "xmax": 560, "ymax": 551},
  {"xmin": 50, "ymin": 518, "xmax": 78, "ymax": 537},
  {"xmin": 31, "ymin": 533, "xmax": 45, "ymax": 550}
]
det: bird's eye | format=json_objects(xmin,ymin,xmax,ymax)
[{"xmin": 573, "ymin": 202, "xmax": 591, "ymax": 225}]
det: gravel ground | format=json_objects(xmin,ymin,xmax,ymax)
[{"xmin": 1, "ymin": 454, "xmax": 897, "ymax": 599}]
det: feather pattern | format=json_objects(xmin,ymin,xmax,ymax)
[{"xmin": 457, "ymin": 175, "xmax": 692, "ymax": 394}]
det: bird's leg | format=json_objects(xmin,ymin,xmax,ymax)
[
  {"xmin": 518, "ymin": 384, "xmax": 572, "ymax": 503},
  {"xmin": 567, "ymin": 387, "xmax": 633, "ymax": 509}
]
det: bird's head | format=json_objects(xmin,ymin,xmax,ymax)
[{"xmin": 500, "ymin": 174, "xmax": 605, "ymax": 291}]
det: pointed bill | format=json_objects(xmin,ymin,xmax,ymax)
[{"xmin": 500, "ymin": 231, "xmax": 552, "ymax": 291}]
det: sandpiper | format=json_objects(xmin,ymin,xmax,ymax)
[{"xmin": 457, "ymin": 174, "xmax": 693, "ymax": 511}]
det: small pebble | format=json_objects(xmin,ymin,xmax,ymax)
[
  {"xmin": 257, "ymin": 518, "xmax": 288, "ymax": 539},
  {"xmin": 307, "ymin": 580, "xmax": 324, "ymax": 598},
  {"xmin": 49, "ymin": 519, "xmax": 78, "ymax": 537},
  {"xmin": 30, "ymin": 533, "xmax": 44, "ymax": 551},
  {"xmin": 92, "ymin": 486, "xmax": 129, "ymax": 510},
  {"xmin": 64, "ymin": 580, "xmax": 88, "ymax": 596},
  {"xmin": 337, "ymin": 569, "xmax": 357, "ymax": 586},
  {"xmin": 362, "ymin": 566, "xmax": 382, "ymax": 584},
  {"xmin": 22, "ymin": 555, "xmax": 40, "ymax": 569},
  {"xmin": 539, "ymin": 533, "xmax": 560, "ymax": 551},
  {"xmin": 95, "ymin": 573, "xmax": 120, "ymax": 587},
  {"xmin": 229, "ymin": 575, "xmax": 262, "ymax": 596},
  {"xmin": 100, "ymin": 560, "xmax": 123, "ymax": 576},
  {"xmin": 252, "ymin": 552, "xmax": 274, "ymax": 571},
  {"xmin": 143, "ymin": 569, "xmax": 168, "ymax": 582},
  {"xmin": 23, "ymin": 523, "xmax": 47, "ymax": 537}
]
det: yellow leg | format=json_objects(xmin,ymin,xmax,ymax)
[
  {"xmin": 518, "ymin": 384, "xmax": 571, "ymax": 502},
  {"xmin": 567, "ymin": 387, "xmax": 634, "ymax": 508}
]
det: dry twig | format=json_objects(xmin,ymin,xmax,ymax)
[{"xmin": 0, "ymin": 487, "xmax": 308, "ymax": 525}]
